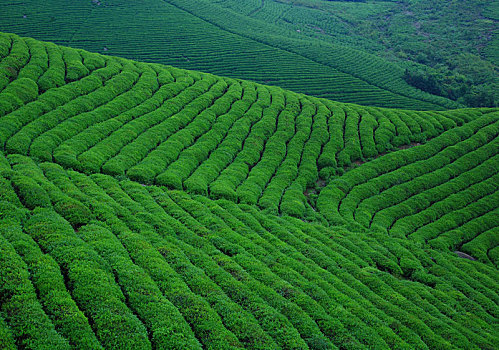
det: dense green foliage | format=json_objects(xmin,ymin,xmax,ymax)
[
  {"xmin": 215, "ymin": 0, "xmax": 498, "ymax": 107},
  {"xmin": 1, "ymin": 152, "xmax": 498, "ymax": 350},
  {"xmin": 1, "ymin": 33, "xmax": 491, "ymax": 220},
  {"xmin": 0, "ymin": 0, "xmax": 467, "ymax": 110},
  {"xmin": 318, "ymin": 110, "xmax": 499, "ymax": 264},
  {"xmin": 0, "ymin": 33, "xmax": 498, "ymax": 349}
]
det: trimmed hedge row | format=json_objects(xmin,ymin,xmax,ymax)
[
  {"xmin": 1, "ymin": 33, "xmax": 493, "ymax": 221},
  {"xmin": 0, "ymin": 32, "xmax": 497, "ymax": 350},
  {"xmin": 23, "ymin": 66, "xmax": 141, "ymax": 159},
  {"xmin": 0, "ymin": 221, "xmax": 70, "ymax": 350},
  {"xmin": 2, "ymin": 60, "xmax": 122, "ymax": 152},
  {"xmin": 209, "ymin": 86, "xmax": 286, "ymax": 200},
  {"xmin": 46, "ymin": 67, "xmax": 158, "ymax": 166},
  {"xmin": 0, "ymin": 151, "xmax": 496, "ymax": 348},
  {"xmin": 7, "ymin": 154, "xmax": 92, "ymax": 226},
  {"xmin": 70, "ymin": 173, "xmax": 250, "ymax": 349},
  {"xmin": 24, "ymin": 208, "xmax": 152, "ymax": 349},
  {"xmin": 77, "ymin": 223, "xmax": 203, "ymax": 350},
  {"xmin": 81, "ymin": 174, "xmax": 309, "ymax": 349},
  {"xmin": 76, "ymin": 72, "xmax": 195, "ymax": 174},
  {"xmin": 280, "ymin": 99, "xmax": 329, "ymax": 217},
  {"xmin": 100, "ymin": 74, "xmax": 220, "ymax": 176},
  {"xmin": 389, "ymin": 153, "xmax": 499, "ymax": 239},
  {"xmin": 0, "ymin": 313, "xmax": 16, "ymax": 350},
  {"xmin": 151, "ymin": 80, "xmax": 243, "ymax": 188},
  {"xmin": 178, "ymin": 81, "xmax": 257, "ymax": 195},
  {"xmin": 183, "ymin": 84, "xmax": 267, "ymax": 196},
  {"xmin": 461, "ymin": 226, "xmax": 499, "ymax": 266},
  {"xmin": 0, "ymin": 34, "xmax": 30, "ymax": 94},
  {"xmin": 0, "ymin": 202, "xmax": 103, "ymax": 349},
  {"xmin": 235, "ymin": 91, "xmax": 302, "ymax": 206},
  {"xmin": 365, "ymin": 124, "xmax": 499, "ymax": 230},
  {"xmin": 318, "ymin": 112, "xmax": 499, "ymax": 259}
]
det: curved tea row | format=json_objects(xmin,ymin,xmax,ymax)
[
  {"xmin": 0, "ymin": 32, "xmax": 497, "ymax": 349},
  {"xmin": 0, "ymin": 0, "xmax": 459, "ymax": 110},
  {"xmin": 0, "ymin": 153, "xmax": 498, "ymax": 349},
  {"xmin": 0, "ymin": 33, "xmax": 490, "ymax": 221},
  {"xmin": 318, "ymin": 111, "xmax": 499, "ymax": 265}
]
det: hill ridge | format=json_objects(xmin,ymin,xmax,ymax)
[
  {"xmin": 160, "ymin": 0, "xmax": 459, "ymax": 109},
  {"xmin": 0, "ymin": 0, "xmax": 461, "ymax": 110}
]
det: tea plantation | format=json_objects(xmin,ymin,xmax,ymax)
[
  {"xmin": 0, "ymin": 0, "xmax": 463, "ymax": 110},
  {"xmin": 0, "ymin": 32, "xmax": 498, "ymax": 349}
]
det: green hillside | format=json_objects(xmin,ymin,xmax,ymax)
[
  {"xmin": 0, "ymin": 0, "xmax": 463, "ymax": 110},
  {"xmin": 0, "ymin": 32, "xmax": 498, "ymax": 349},
  {"xmin": 216, "ymin": 0, "xmax": 498, "ymax": 107}
]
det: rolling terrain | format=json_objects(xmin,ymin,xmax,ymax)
[
  {"xmin": 214, "ymin": 0, "xmax": 498, "ymax": 107},
  {"xmin": 0, "ymin": 32, "xmax": 498, "ymax": 350},
  {"xmin": 0, "ymin": 0, "xmax": 464, "ymax": 110}
]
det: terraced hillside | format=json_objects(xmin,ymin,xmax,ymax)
[
  {"xmin": 0, "ymin": 33, "xmax": 498, "ymax": 349},
  {"xmin": 0, "ymin": 0, "xmax": 460, "ymax": 110},
  {"xmin": 213, "ymin": 0, "xmax": 498, "ymax": 108},
  {"xmin": 1, "ymin": 33, "xmax": 493, "ymax": 218},
  {"xmin": 318, "ymin": 111, "xmax": 499, "ymax": 264}
]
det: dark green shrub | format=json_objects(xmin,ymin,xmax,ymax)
[
  {"xmin": 0, "ymin": 233, "xmax": 70, "ymax": 350},
  {"xmin": 11, "ymin": 174, "xmax": 51, "ymax": 210}
]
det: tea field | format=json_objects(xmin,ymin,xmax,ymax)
[
  {"xmin": 0, "ymin": 0, "xmax": 464, "ymax": 110},
  {"xmin": 0, "ymin": 32, "xmax": 498, "ymax": 349}
]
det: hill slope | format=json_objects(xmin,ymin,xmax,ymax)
[
  {"xmin": 0, "ymin": 33, "xmax": 498, "ymax": 349},
  {"xmin": 0, "ymin": 0, "xmax": 462, "ymax": 110},
  {"xmin": 215, "ymin": 0, "xmax": 498, "ymax": 107}
]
